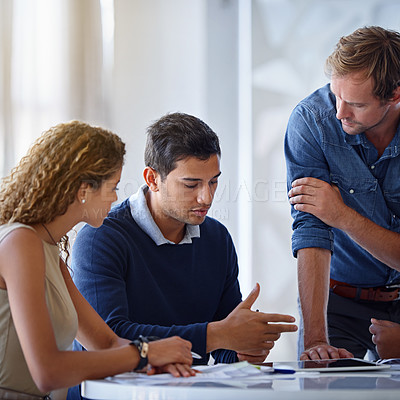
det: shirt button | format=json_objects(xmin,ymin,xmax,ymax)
[
  {"xmin": 349, "ymin": 189, "xmax": 355, "ymax": 194},
  {"xmin": 370, "ymin": 165, "xmax": 375, "ymax": 169}
]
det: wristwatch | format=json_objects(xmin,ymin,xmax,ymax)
[{"xmin": 130, "ymin": 335, "xmax": 160, "ymax": 371}]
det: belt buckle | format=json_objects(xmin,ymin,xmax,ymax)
[
  {"xmin": 386, "ymin": 284, "xmax": 400, "ymax": 289},
  {"xmin": 384, "ymin": 285, "xmax": 400, "ymax": 300}
]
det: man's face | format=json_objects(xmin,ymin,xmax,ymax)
[
  {"xmin": 156, "ymin": 154, "xmax": 221, "ymax": 226},
  {"xmin": 330, "ymin": 72, "xmax": 391, "ymax": 136}
]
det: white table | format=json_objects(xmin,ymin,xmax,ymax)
[{"xmin": 82, "ymin": 369, "xmax": 400, "ymax": 400}]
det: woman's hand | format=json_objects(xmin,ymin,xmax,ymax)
[
  {"xmin": 147, "ymin": 363, "xmax": 196, "ymax": 377},
  {"xmin": 147, "ymin": 336, "xmax": 195, "ymax": 377}
]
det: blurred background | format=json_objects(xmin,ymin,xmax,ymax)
[{"xmin": 1, "ymin": 0, "xmax": 399, "ymax": 361}]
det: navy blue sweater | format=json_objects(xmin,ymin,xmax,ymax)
[{"xmin": 71, "ymin": 198, "xmax": 241, "ymax": 364}]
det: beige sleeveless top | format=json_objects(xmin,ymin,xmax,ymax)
[{"xmin": 0, "ymin": 223, "xmax": 78, "ymax": 399}]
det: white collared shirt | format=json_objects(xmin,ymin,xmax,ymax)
[{"xmin": 129, "ymin": 184, "xmax": 200, "ymax": 246}]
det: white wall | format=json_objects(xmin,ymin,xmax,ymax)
[{"xmin": 110, "ymin": 0, "xmax": 207, "ymax": 198}]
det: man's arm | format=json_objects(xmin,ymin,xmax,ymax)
[
  {"xmin": 204, "ymin": 227, "xmax": 297, "ymax": 364},
  {"xmin": 289, "ymin": 177, "xmax": 400, "ymax": 270},
  {"xmin": 297, "ymin": 247, "xmax": 353, "ymax": 360}
]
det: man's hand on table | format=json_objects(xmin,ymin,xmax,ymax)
[{"xmin": 300, "ymin": 342, "xmax": 354, "ymax": 360}]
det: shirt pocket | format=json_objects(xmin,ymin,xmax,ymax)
[
  {"xmin": 383, "ymin": 185, "xmax": 400, "ymax": 231},
  {"xmin": 384, "ymin": 186, "xmax": 400, "ymax": 210},
  {"xmin": 382, "ymin": 163, "xmax": 400, "ymax": 210},
  {"xmin": 330, "ymin": 174, "xmax": 377, "ymax": 218}
]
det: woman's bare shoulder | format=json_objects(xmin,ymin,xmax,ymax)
[
  {"xmin": 0, "ymin": 225, "xmax": 41, "ymax": 248},
  {"xmin": 0, "ymin": 226, "xmax": 45, "ymax": 283}
]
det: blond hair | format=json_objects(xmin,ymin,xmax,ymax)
[
  {"xmin": 0, "ymin": 121, "xmax": 125, "ymax": 257},
  {"xmin": 325, "ymin": 26, "xmax": 400, "ymax": 101}
]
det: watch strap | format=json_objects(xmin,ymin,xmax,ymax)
[
  {"xmin": 129, "ymin": 335, "xmax": 160, "ymax": 371},
  {"xmin": 130, "ymin": 335, "xmax": 149, "ymax": 371}
]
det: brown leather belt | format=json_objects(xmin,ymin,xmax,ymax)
[{"xmin": 330, "ymin": 278, "xmax": 400, "ymax": 302}]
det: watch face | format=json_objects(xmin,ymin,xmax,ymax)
[{"xmin": 141, "ymin": 342, "xmax": 149, "ymax": 358}]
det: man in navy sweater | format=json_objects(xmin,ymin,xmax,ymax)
[{"xmin": 68, "ymin": 113, "xmax": 297, "ymax": 397}]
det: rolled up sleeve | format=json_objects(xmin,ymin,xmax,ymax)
[{"xmin": 284, "ymin": 104, "xmax": 334, "ymax": 257}]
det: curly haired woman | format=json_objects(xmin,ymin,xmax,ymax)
[{"xmin": 0, "ymin": 121, "xmax": 194, "ymax": 399}]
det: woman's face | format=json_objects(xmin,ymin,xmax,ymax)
[{"xmin": 81, "ymin": 168, "xmax": 122, "ymax": 227}]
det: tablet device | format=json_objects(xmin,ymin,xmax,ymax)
[{"xmin": 273, "ymin": 358, "xmax": 391, "ymax": 372}]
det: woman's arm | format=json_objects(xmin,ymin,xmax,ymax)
[
  {"xmin": 0, "ymin": 228, "xmax": 192, "ymax": 393},
  {"xmin": 61, "ymin": 257, "xmax": 194, "ymax": 377}
]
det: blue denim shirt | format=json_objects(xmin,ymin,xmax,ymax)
[{"xmin": 285, "ymin": 84, "xmax": 400, "ymax": 287}]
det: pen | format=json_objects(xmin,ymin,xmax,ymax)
[
  {"xmin": 273, "ymin": 368, "xmax": 295, "ymax": 374},
  {"xmin": 191, "ymin": 351, "xmax": 202, "ymax": 359}
]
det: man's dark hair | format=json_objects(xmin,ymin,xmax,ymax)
[{"xmin": 144, "ymin": 112, "xmax": 221, "ymax": 179}]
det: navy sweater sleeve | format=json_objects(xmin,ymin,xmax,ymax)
[
  {"xmin": 71, "ymin": 200, "xmax": 241, "ymax": 364},
  {"xmin": 208, "ymin": 230, "xmax": 241, "ymax": 364}
]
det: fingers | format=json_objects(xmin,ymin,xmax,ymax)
[
  {"xmin": 337, "ymin": 348, "xmax": 354, "ymax": 358},
  {"xmin": 291, "ymin": 177, "xmax": 322, "ymax": 187},
  {"xmin": 300, "ymin": 353, "xmax": 310, "ymax": 360},
  {"xmin": 258, "ymin": 313, "xmax": 297, "ymax": 324},
  {"xmin": 222, "ymin": 301, "xmax": 297, "ymax": 353},
  {"xmin": 148, "ymin": 336, "xmax": 193, "ymax": 366},
  {"xmin": 262, "ymin": 333, "xmax": 281, "ymax": 342},
  {"xmin": 265, "ymin": 323, "xmax": 297, "ymax": 334},
  {"xmin": 237, "ymin": 351, "xmax": 270, "ymax": 363},
  {"xmin": 288, "ymin": 185, "xmax": 316, "ymax": 199},
  {"xmin": 153, "ymin": 363, "xmax": 196, "ymax": 377},
  {"xmin": 237, "ymin": 341, "xmax": 275, "ymax": 358},
  {"xmin": 308, "ymin": 347, "xmax": 335, "ymax": 360},
  {"xmin": 371, "ymin": 318, "xmax": 397, "ymax": 327},
  {"xmin": 240, "ymin": 312, "xmax": 297, "ymax": 348},
  {"xmin": 255, "ymin": 313, "xmax": 298, "ymax": 335},
  {"xmin": 370, "ymin": 318, "xmax": 395, "ymax": 337},
  {"xmin": 238, "ymin": 283, "xmax": 260, "ymax": 310},
  {"xmin": 238, "ymin": 340, "xmax": 277, "ymax": 353},
  {"xmin": 237, "ymin": 348, "xmax": 271, "ymax": 357},
  {"xmin": 174, "ymin": 363, "xmax": 196, "ymax": 377},
  {"xmin": 300, "ymin": 344, "xmax": 351, "ymax": 360},
  {"xmin": 289, "ymin": 178, "xmax": 331, "ymax": 200}
]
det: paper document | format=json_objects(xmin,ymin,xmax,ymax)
[{"xmin": 106, "ymin": 362, "xmax": 275, "ymax": 388}]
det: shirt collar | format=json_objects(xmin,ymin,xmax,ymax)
[
  {"xmin": 129, "ymin": 184, "xmax": 200, "ymax": 246},
  {"xmin": 344, "ymin": 124, "xmax": 400, "ymax": 158}
]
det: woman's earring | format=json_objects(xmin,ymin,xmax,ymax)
[{"xmin": 82, "ymin": 199, "xmax": 86, "ymax": 204}]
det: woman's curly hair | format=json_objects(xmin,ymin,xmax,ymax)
[{"xmin": 0, "ymin": 120, "xmax": 125, "ymax": 259}]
